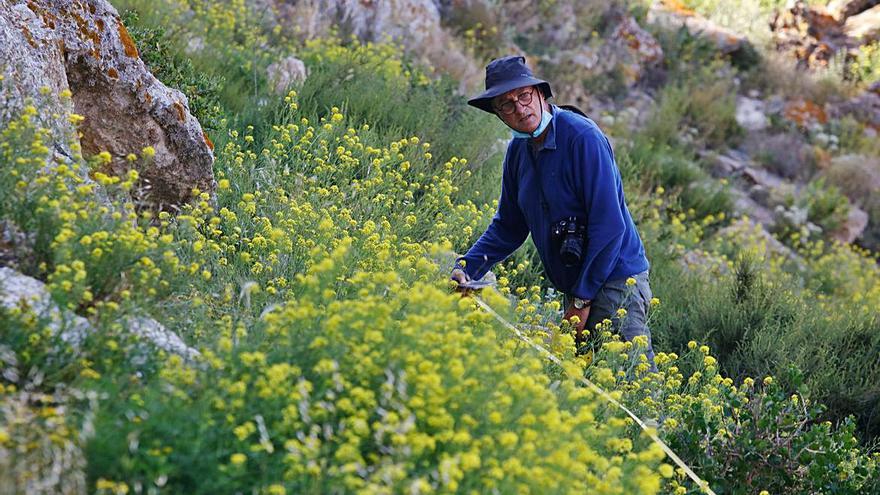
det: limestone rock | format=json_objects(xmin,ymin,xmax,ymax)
[
  {"xmin": 735, "ymin": 96, "xmax": 768, "ymax": 131},
  {"xmin": 0, "ymin": 267, "xmax": 90, "ymax": 347},
  {"xmin": 0, "ymin": 0, "xmax": 215, "ymax": 209},
  {"xmin": 274, "ymin": 0, "xmax": 481, "ymax": 88},
  {"xmin": 0, "ymin": 267, "xmax": 199, "ymax": 361},
  {"xmin": 607, "ymin": 15, "xmax": 664, "ymax": 86},
  {"xmin": 647, "ymin": 1, "xmax": 753, "ymax": 58},
  {"xmin": 267, "ymin": 55, "xmax": 308, "ymax": 95},
  {"xmin": 731, "ymin": 189, "xmax": 776, "ymax": 227},
  {"xmin": 831, "ymin": 205, "xmax": 869, "ymax": 243},
  {"xmin": 701, "ymin": 150, "xmax": 749, "ymax": 178},
  {"xmin": 128, "ymin": 317, "xmax": 200, "ymax": 362},
  {"xmin": 844, "ymin": 4, "xmax": 880, "ymax": 41},
  {"xmin": 827, "ymin": 0, "xmax": 880, "ymax": 20}
]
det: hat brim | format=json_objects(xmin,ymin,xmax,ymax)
[{"xmin": 468, "ymin": 78, "xmax": 552, "ymax": 114}]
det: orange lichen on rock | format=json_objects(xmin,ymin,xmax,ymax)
[
  {"xmin": 117, "ymin": 20, "xmax": 139, "ymax": 58},
  {"xmin": 174, "ymin": 101, "xmax": 186, "ymax": 122},
  {"xmin": 662, "ymin": 0, "xmax": 696, "ymax": 16},
  {"xmin": 784, "ymin": 99, "xmax": 828, "ymax": 126},
  {"xmin": 20, "ymin": 26, "xmax": 38, "ymax": 48},
  {"xmin": 144, "ymin": 92, "xmax": 152, "ymax": 104},
  {"xmin": 203, "ymin": 130, "xmax": 214, "ymax": 151},
  {"xmin": 107, "ymin": 67, "xmax": 118, "ymax": 79}
]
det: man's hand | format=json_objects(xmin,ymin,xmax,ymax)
[
  {"xmin": 450, "ymin": 267, "xmax": 471, "ymax": 295},
  {"xmin": 563, "ymin": 302, "xmax": 591, "ymax": 343}
]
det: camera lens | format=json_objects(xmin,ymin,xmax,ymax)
[{"xmin": 560, "ymin": 237, "xmax": 582, "ymax": 266}]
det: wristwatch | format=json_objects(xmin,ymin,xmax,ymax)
[{"xmin": 573, "ymin": 297, "xmax": 591, "ymax": 309}]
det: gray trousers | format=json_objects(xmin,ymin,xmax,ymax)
[{"xmin": 566, "ymin": 270, "xmax": 657, "ymax": 370}]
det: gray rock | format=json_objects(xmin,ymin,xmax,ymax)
[
  {"xmin": 735, "ymin": 96, "xmax": 768, "ymax": 131},
  {"xmin": 844, "ymin": 4, "xmax": 880, "ymax": 40},
  {"xmin": 0, "ymin": 267, "xmax": 199, "ymax": 361},
  {"xmin": 647, "ymin": 2, "xmax": 753, "ymax": 57},
  {"xmin": 830, "ymin": 205, "xmax": 869, "ymax": 243},
  {"xmin": 275, "ymin": 0, "xmax": 481, "ymax": 89},
  {"xmin": 827, "ymin": 0, "xmax": 880, "ymax": 20},
  {"xmin": 128, "ymin": 317, "xmax": 200, "ymax": 362},
  {"xmin": 267, "ymin": 56, "xmax": 308, "ymax": 95},
  {"xmin": 730, "ymin": 188, "xmax": 777, "ymax": 227},
  {"xmin": 741, "ymin": 165, "xmax": 787, "ymax": 190},
  {"xmin": 0, "ymin": 267, "xmax": 90, "ymax": 347},
  {"xmin": 702, "ymin": 150, "xmax": 749, "ymax": 178},
  {"xmin": 0, "ymin": 0, "xmax": 215, "ymax": 209}
]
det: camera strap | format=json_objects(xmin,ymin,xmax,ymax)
[{"xmin": 526, "ymin": 142, "xmax": 551, "ymax": 216}]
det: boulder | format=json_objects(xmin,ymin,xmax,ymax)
[
  {"xmin": 701, "ymin": 150, "xmax": 749, "ymax": 178},
  {"xmin": 827, "ymin": 0, "xmax": 880, "ymax": 20},
  {"xmin": 607, "ymin": 15, "xmax": 664, "ymax": 87},
  {"xmin": 830, "ymin": 205, "xmax": 869, "ymax": 243},
  {"xmin": 267, "ymin": 55, "xmax": 308, "ymax": 95},
  {"xmin": 735, "ymin": 96, "xmax": 768, "ymax": 131},
  {"xmin": 844, "ymin": 4, "xmax": 880, "ymax": 41},
  {"xmin": 0, "ymin": 267, "xmax": 200, "ymax": 361},
  {"xmin": 0, "ymin": 0, "xmax": 215, "ymax": 209},
  {"xmin": 730, "ymin": 189, "xmax": 776, "ymax": 227},
  {"xmin": 273, "ymin": 0, "xmax": 482, "ymax": 88},
  {"xmin": 0, "ymin": 267, "xmax": 90, "ymax": 347},
  {"xmin": 647, "ymin": 1, "xmax": 754, "ymax": 59}
]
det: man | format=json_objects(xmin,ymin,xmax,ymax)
[{"xmin": 451, "ymin": 55, "xmax": 656, "ymax": 366}]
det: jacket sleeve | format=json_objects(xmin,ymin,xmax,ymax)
[
  {"xmin": 456, "ymin": 151, "xmax": 530, "ymax": 280},
  {"xmin": 570, "ymin": 129, "xmax": 625, "ymax": 300}
]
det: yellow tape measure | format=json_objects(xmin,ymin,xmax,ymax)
[{"xmin": 471, "ymin": 296, "xmax": 717, "ymax": 495}]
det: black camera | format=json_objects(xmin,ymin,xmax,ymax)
[{"xmin": 552, "ymin": 216, "xmax": 586, "ymax": 266}]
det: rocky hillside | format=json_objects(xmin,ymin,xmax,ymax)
[{"xmin": 1, "ymin": 0, "xmax": 879, "ymax": 493}]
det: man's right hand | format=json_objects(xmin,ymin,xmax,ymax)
[{"xmin": 450, "ymin": 267, "xmax": 471, "ymax": 294}]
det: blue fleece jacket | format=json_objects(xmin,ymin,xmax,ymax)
[{"xmin": 457, "ymin": 105, "xmax": 649, "ymax": 300}]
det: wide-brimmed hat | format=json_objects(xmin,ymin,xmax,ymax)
[{"xmin": 468, "ymin": 55, "xmax": 553, "ymax": 114}]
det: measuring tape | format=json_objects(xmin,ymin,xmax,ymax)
[{"xmin": 471, "ymin": 296, "xmax": 717, "ymax": 495}]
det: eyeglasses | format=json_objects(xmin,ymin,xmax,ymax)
[{"xmin": 494, "ymin": 89, "xmax": 534, "ymax": 115}]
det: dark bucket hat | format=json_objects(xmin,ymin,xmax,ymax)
[{"xmin": 468, "ymin": 55, "xmax": 553, "ymax": 114}]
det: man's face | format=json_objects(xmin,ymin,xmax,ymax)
[{"xmin": 493, "ymin": 86, "xmax": 543, "ymax": 133}]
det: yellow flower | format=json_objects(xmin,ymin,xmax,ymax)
[
  {"xmin": 687, "ymin": 340, "xmax": 697, "ymax": 350},
  {"xmin": 266, "ymin": 485, "xmax": 286, "ymax": 495},
  {"xmin": 230, "ymin": 453, "xmax": 247, "ymax": 465},
  {"xmin": 626, "ymin": 277, "xmax": 636, "ymax": 286},
  {"xmin": 763, "ymin": 376, "xmax": 773, "ymax": 386},
  {"xmin": 616, "ymin": 308, "xmax": 627, "ymax": 318},
  {"xmin": 142, "ymin": 146, "xmax": 156, "ymax": 159}
]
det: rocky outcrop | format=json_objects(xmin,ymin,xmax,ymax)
[
  {"xmin": 274, "ymin": 0, "xmax": 482, "ymax": 88},
  {"xmin": 647, "ymin": 1, "xmax": 754, "ymax": 60},
  {"xmin": 844, "ymin": 5, "xmax": 880, "ymax": 42},
  {"xmin": 772, "ymin": 1, "xmax": 880, "ymax": 69},
  {"xmin": 0, "ymin": 0, "xmax": 215, "ymax": 208},
  {"xmin": 828, "ymin": 0, "xmax": 880, "ymax": 20},
  {"xmin": 0, "ymin": 267, "xmax": 200, "ymax": 361}
]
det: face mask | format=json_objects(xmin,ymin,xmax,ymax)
[{"xmin": 510, "ymin": 105, "xmax": 552, "ymax": 139}]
